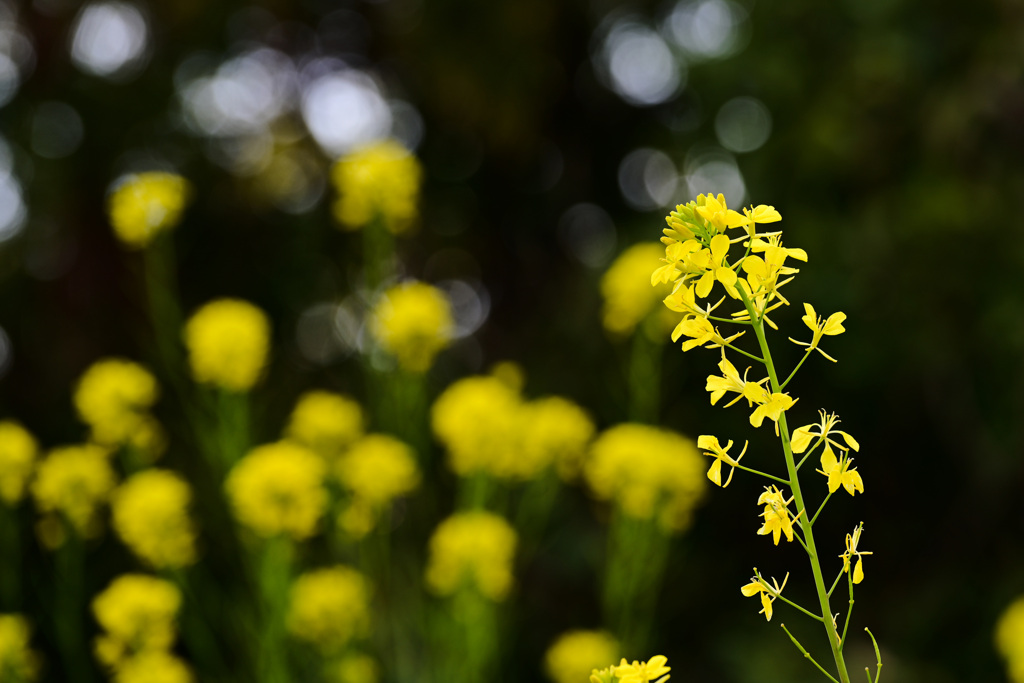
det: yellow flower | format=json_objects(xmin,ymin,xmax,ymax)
[
  {"xmin": 589, "ymin": 666, "xmax": 615, "ymax": 683},
  {"xmin": 337, "ymin": 434, "xmax": 420, "ymax": 507},
  {"xmin": 544, "ymin": 630, "xmax": 619, "ymax": 683},
  {"xmin": 756, "ymin": 486, "xmax": 801, "ymax": 545},
  {"xmin": 790, "ymin": 411, "xmax": 860, "ymax": 457},
  {"xmin": 997, "ymin": 596, "xmax": 1024, "ymax": 676},
  {"xmin": 225, "ymin": 441, "xmax": 327, "ymax": 540},
  {"xmin": 331, "ymin": 139, "xmax": 422, "ymax": 234},
  {"xmin": 286, "ymin": 566, "xmax": 371, "ymax": 654},
  {"xmin": 112, "ymin": 651, "xmax": 193, "ymax": 683},
  {"xmin": 333, "ymin": 654, "xmax": 379, "ymax": 683},
  {"xmin": 108, "ymin": 172, "xmax": 190, "ymax": 249},
  {"xmin": 601, "ymin": 243, "xmax": 673, "ymax": 336},
  {"xmin": 583, "ymin": 424, "xmax": 706, "ymax": 532},
  {"xmin": 612, "ymin": 655, "xmax": 671, "ymax": 683},
  {"xmin": 369, "ymin": 281, "xmax": 453, "ymax": 373},
  {"xmin": 749, "ymin": 391, "xmax": 797, "ymax": 430},
  {"xmin": 705, "ymin": 355, "xmax": 768, "ymax": 408},
  {"xmin": 111, "ymin": 470, "xmax": 196, "ymax": 569},
  {"xmin": 0, "ymin": 614, "xmax": 39, "ymax": 681},
  {"xmin": 838, "ymin": 523, "xmax": 872, "ymax": 584},
  {"xmin": 818, "ymin": 448, "xmax": 863, "ymax": 496},
  {"xmin": 740, "ymin": 570, "xmax": 789, "ymax": 622},
  {"xmin": 521, "ymin": 396, "xmax": 595, "ymax": 481},
  {"xmin": 285, "ymin": 391, "xmax": 364, "ymax": 459},
  {"xmin": 671, "ymin": 315, "xmax": 746, "ymax": 352},
  {"xmin": 337, "ymin": 499, "xmax": 376, "ymax": 540},
  {"xmin": 431, "ymin": 376, "xmax": 523, "ymax": 478},
  {"xmin": 790, "ymin": 303, "xmax": 846, "ymax": 361},
  {"xmin": 31, "ymin": 444, "xmax": 116, "ymax": 535},
  {"xmin": 0, "ymin": 421, "xmax": 38, "ymax": 505},
  {"xmin": 73, "ymin": 359, "xmax": 158, "ymax": 447},
  {"xmin": 425, "ymin": 511, "xmax": 517, "ymax": 601},
  {"xmin": 184, "ymin": 299, "xmax": 270, "ymax": 392},
  {"xmin": 92, "ymin": 574, "xmax": 181, "ymax": 667},
  {"xmin": 696, "ymin": 435, "xmax": 747, "ymax": 487}
]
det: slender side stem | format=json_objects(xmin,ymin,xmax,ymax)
[
  {"xmin": 781, "ymin": 349, "xmax": 814, "ymax": 390},
  {"xmin": 796, "ymin": 437, "xmax": 825, "ymax": 471},
  {"xmin": 773, "ymin": 593, "xmax": 824, "ymax": 622},
  {"xmin": 810, "ymin": 491, "xmax": 834, "ymax": 527},
  {"xmin": 739, "ymin": 287, "xmax": 851, "ymax": 683},
  {"xmin": 708, "ymin": 315, "xmax": 750, "ymax": 325},
  {"xmin": 827, "ymin": 568, "xmax": 845, "ymax": 598},
  {"xmin": 840, "ymin": 569, "xmax": 854, "ymax": 649},
  {"xmin": 734, "ymin": 463, "xmax": 790, "ymax": 485},
  {"xmin": 780, "ymin": 624, "xmax": 840, "ymax": 683},
  {"xmin": 865, "ymin": 628, "xmax": 883, "ymax": 683},
  {"xmin": 723, "ymin": 342, "xmax": 764, "ymax": 364},
  {"xmin": 629, "ymin": 324, "xmax": 662, "ymax": 424}
]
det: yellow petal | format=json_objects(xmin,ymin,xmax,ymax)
[
  {"xmin": 827, "ymin": 469, "xmax": 842, "ymax": 494},
  {"xmin": 695, "ymin": 271, "xmax": 714, "ymax": 298},
  {"xmin": 819, "ymin": 444, "xmax": 838, "ymax": 473},
  {"xmin": 725, "ymin": 209, "xmax": 751, "ymax": 228},
  {"xmin": 853, "ymin": 556, "xmax": 864, "ymax": 584},
  {"xmin": 836, "ymin": 430, "xmax": 860, "ymax": 452},
  {"xmin": 790, "ymin": 425, "xmax": 814, "ymax": 453},
  {"xmin": 823, "ymin": 312, "xmax": 847, "ymax": 335},
  {"xmin": 801, "ymin": 303, "xmax": 818, "ymax": 331},
  {"xmin": 710, "ymin": 234, "xmax": 731, "ymax": 262},
  {"xmin": 697, "ymin": 434, "xmax": 719, "ymax": 450},
  {"xmin": 707, "ymin": 458, "xmax": 723, "ymax": 486},
  {"xmin": 716, "ymin": 266, "xmax": 738, "ymax": 287},
  {"xmin": 749, "ymin": 205, "xmax": 781, "ymax": 223},
  {"xmin": 670, "ymin": 319, "xmax": 688, "ymax": 343},
  {"xmin": 785, "ymin": 246, "xmax": 808, "ymax": 262},
  {"xmin": 741, "ymin": 581, "xmax": 763, "ymax": 597},
  {"xmin": 741, "ymin": 255, "xmax": 767, "ymax": 278},
  {"xmin": 761, "ymin": 591, "xmax": 773, "ymax": 621},
  {"xmin": 844, "ymin": 470, "xmax": 864, "ymax": 495}
]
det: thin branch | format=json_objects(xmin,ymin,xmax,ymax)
[
  {"xmin": 708, "ymin": 314, "xmax": 751, "ymax": 325},
  {"xmin": 795, "ymin": 436, "xmax": 825, "ymax": 471},
  {"xmin": 827, "ymin": 568, "xmax": 846, "ymax": 599},
  {"xmin": 734, "ymin": 462, "xmax": 790, "ymax": 485},
  {"xmin": 723, "ymin": 342, "xmax": 765, "ymax": 364},
  {"xmin": 810, "ymin": 490, "xmax": 834, "ymax": 527},
  {"xmin": 780, "ymin": 623, "xmax": 840, "ymax": 683},
  {"xmin": 780, "ymin": 348, "xmax": 814, "ymax": 390},
  {"xmin": 840, "ymin": 569, "xmax": 854, "ymax": 649},
  {"xmin": 774, "ymin": 594, "xmax": 824, "ymax": 623},
  {"xmin": 865, "ymin": 628, "xmax": 883, "ymax": 683}
]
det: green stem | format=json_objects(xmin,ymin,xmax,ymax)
[
  {"xmin": 827, "ymin": 568, "xmax": 845, "ymax": 598},
  {"xmin": 723, "ymin": 342, "xmax": 765, "ymax": 364},
  {"xmin": 865, "ymin": 628, "xmax": 883, "ymax": 683},
  {"xmin": 629, "ymin": 324, "xmax": 662, "ymax": 424},
  {"xmin": 258, "ymin": 536, "xmax": 293, "ymax": 683},
  {"xmin": 781, "ymin": 349, "xmax": 814, "ymax": 390},
  {"xmin": 810, "ymin": 490, "xmax": 834, "ymax": 527},
  {"xmin": 0, "ymin": 505, "xmax": 20, "ymax": 611},
  {"xmin": 708, "ymin": 314, "xmax": 750, "ymax": 325},
  {"xmin": 780, "ymin": 623, "xmax": 840, "ymax": 683},
  {"xmin": 55, "ymin": 533, "xmax": 93, "ymax": 683},
  {"xmin": 796, "ymin": 437, "xmax": 825, "ymax": 471},
  {"xmin": 739, "ymin": 287, "xmax": 851, "ymax": 683},
  {"xmin": 733, "ymin": 463, "xmax": 790, "ymax": 485},
  {"xmin": 840, "ymin": 569, "xmax": 854, "ymax": 649},
  {"xmin": 773, "ymin": 593, "xmax": 824, "ymax": 622}
]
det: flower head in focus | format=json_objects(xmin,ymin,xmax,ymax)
[
  {"xmin": 790, "ymin": 411, "xmax": 859, "ymax": 464},
  {"xmin": 612, "ymin": 655, "xmax": 671, "ymax": 683},
  {"xmin": 756, "ymin": 486, "xmax": 801, "ymax": 545},
  {"xmin": 0, "ymin": 614, "xmax": 40, "ymax": 681},
  {"xmin": 838, "ymin": 523, "xmax": 872, "ymax": 584},
  {"xmin": 111, "ymin": 470, "xmax": 196, "ymax": 569},
  {"xmin": 544, "ymin": 630, "xmax": 619, "ymax": 683},
  {"xmin": 741, "ymin": 570, "xmax": 789, "ymax": 622},
  {"xmin": 370, "ymin": 281, "xmax": 453, "ymax": 374},
  {"xmin": 31, "ymin": 444, "xmax": 116, "ymax": 538},
  {"xmin": 697, "ymin": 435, "xmax": 747, "ymax": 487},
  {"xmin": 285, "ymin": 391, "xmax": 364, "ymax": 460},
  {"xmin": 225, "ymin": 441, "xmax": 327, "ymax": 540},
  {"xmin": 818, "ymin": 448, "xmax": 863, "ymax": 496},
  {"xmin": 0, "ymin": 421, "xmax": 38, "ymax": 506},
  {"xmin": 287, "ymin": 566, "xmax": 371, "ymax": 655},
  {"xmin": 73, "ymin": 359, "xmax": 158, "ymax": 447},
  {"xmin": 790, "ymin": 303, "xmax": 846, "ymax": 361},
  {"xmin": 184, "ymin": 299, "xmax": 270, "ymax": 392},
  {"xmin": 92, "ymin": 574, "xmax": 182, "ymax": 668},
  {"xmin": 425, "ymin": 511, "xmax": 517, "ymax": 601},
  {"xmin": 331, "ymin": 140, "xmax": 421, "ymax": 234},
  {"xmin": 108, "ymin": 172, "xmax": 191, "ymax": 249}
]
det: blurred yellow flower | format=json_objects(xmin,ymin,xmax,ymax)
[
  {"xmin": 31, "ymin": 444, "xmax": 116, "ymax": 536},
  {"xmin": 184, "ymin": 299, "xmax": 270, "ymax": 392},
  {"xmin": 521, "ymin": 396, "xmax": 595, "ymax": 481},
  {"xmin": 225, "ymin": 441, "xmax": 327, "ymax": 540},
  {"xmin": 370, "ymin": 281, "xmax": 453, "ymax": 373},
  {"xmin": 600, "ymin": 243, "xmax": 673, "ymax": 336},
  {"xmin": 333, "ymin": 654, "xmax": 379, "ymax": 683},
  {"xmin": 583, "ymin": 424, "xmax": 706, "ymax": 532},
  {"xmin": 285, "ymin": 391, "xmax": 364, "ymax": 459},
  {"xmin": 544, "ymin": 630, "xmax": 619, "ymax": 683},
  {"xmin": 0, "ymin": 421, "xmax": 38, "ymax": 505},
  {"xmin": 108, "ymin": 172, "xmax": 190, "ymax": 249},
  {"xmin": 92, "ymin": 574, "xmax": 181, "ymax": 668},
  {"xmin": 337, "ymin": 434, "xmax": 420, "ymax": 508},
  {"xmin": 286, "ymin": 566, "xmax": 371, "ymax": 654},
  {"xmin": 613, "ymin": 655, "xmax": 671, "ymax": 683},
  {"xmin": 331, "ymin": 139, "xmax": 422, "ymax": 233},
  {"xmin": 111, "ymin": 470, "xmax": 196, "ymax": 569},
  {"xmin": 431, "ymin": 376, "xmax": 522, "ymax": 478},
  {"xmin": 112, "ymin": 651, "xmax": 193, "ymax": 683},
  {"xmin": 425, "ymin": 511, "xmax": 517, "ymax": 601},
  {"xmin": 0, "ymin": 614, "xmax": 39, "ymax": 681},
  {"xmin": 997, "ymin": 595, "xmax": 1024, "ymax": 681},
  {"xmin": 73, "ymin": 359, "xmax": 158, "ymax": 447}
]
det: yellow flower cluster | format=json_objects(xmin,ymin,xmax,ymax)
[
  {"xmin": 600, "ymin": 243, "xmax": 674, "ymax": 337},
  {"xmin": 370, "ymin": 281, "xmax": 454, "ymax": 374},
  {"xmin": 425, "ymin": 511, "xmax": 517, "ymax": 601},
  {"xmin": 583, "ymin": 424, "xmax": 705, "ymax": 532},
  {"xmin": 337, "ymin": 434, "xmax": 420, "ymax": 507},
  {"xmin": 590, "ymin": 656, "xmax": 670, "ymax": 683},
  {"xmin": 432, "ymin": 376, "xmax": 594, "ymax": 481},
  {"xmin": 112, "ymin": 651, "xmax": 193, "ymax": 683},
  {"xmin": 544, "ymin": 630, "xmax": 619, "ymax": 683},
  {"xmin": 108, "ymin": 172, "xmax": 191, "ymax": 249},
  {"xmin": 0, "ymin": 614, "xmax": 39, "ymax": 682},
  {"xmin": 73, "ymin": 358, "xmax": 163, "ymax": 455},
  {"xmin": 184, "ymin": 299, "xmax": 270, "ymax": 392},
  {"xmin": 285, "ymin": 391, "xmax": 364, "ymax": 459},
  {"xmin": 111, "ymin": 470, "xmax": 196, "ymax": 569},
  {"xmin": 31, "ymin": 444, "xmax": 116, "ymax": 537},
  {"xmin": 997, "ymin": 595, "xmax": 1024, "ymax": 683},
  {"xmin": 286, "ymin": 566, "xmax": 371, "ymax": 654},
  {"xmin": 92, "ymin": 574, "xmax": 185, "ymax": 674},
  {"xmin": 0, "ymin": 421, "xmax": 38, "ymax": 505},
  {"xmin": 331, "ymin": 139, "xmax": 422, "ymax": 234},
  {"xmin": 225, "ymin": 441, "xmax": 327, "ymax": 540}
]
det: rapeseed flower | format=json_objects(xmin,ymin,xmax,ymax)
[
  {"xmin": 425, "ymin": 511, "xmax": 517, "ymax": 601},
  {"xmin": 92, "ymin": 574, "xmax": 181, "ymax": 668},
  {"xmin": 521, "ymin": 396, "xmax": 595, "ymax": 481},
  {"xmin": 369, "ymin": 281, "xmax": 453, "ymax": 373},
  {"xmin": 112, "ymin": 651, "xmax": 193, "ymax": 683},
  {"xmin": 749, "ymin": 391, "xmax": 797, "ymax": 430},
  {"xmin": 705, "ymin": 356, "xmax": 768, "ymax": 408},
  {"xmin": 544, "ymin": 630, "xmax": 619, "ymax": 683},
  {"xmin": 671, "ymin": 316, "xmax": 745, "ymax": 352},
  {"xmin": 583, "ymin": 424, "xmax": 705, "ymax": 532},
  {"xmin": 838, "ymin": 524, "xmax": 872, "ymax": 584},
  {"xmin": 31, "ymin": 444, "xmax": 116, "ymax": 536},
  {"xmin": 0, "ymin": 421, "xmax": 38, "ymax": 505},
  {"xmin": 0, "ymin": 614, "xmax": 39, "ymax": 681},
  {"xmin": 108, "ymin": 172, "xmax": 190, "ymax": 249},
  {"xmin": 287, "ymin": 566, "xmax": 371, "ymax": 654},
  {"xmin": 757, "ymin": 486, "xmax": 800, "ymax": 545},
  {"xmin": 285, "ymin": 391, "xmax": 364, "ymax": 459},
  {"xmin": 600, "ymin": 243, "xmax": 673, "ymax": 336},
  {"xmin": 111, "ymin": 470, "xmax": 196, "ymax": 569},
  {"xmin": 612, "ymin": 655, "xmax": 671, "ymax": 683},
  {"xmin": 996, "ymin": 596, "xmax": 1024, "ymax": 682},
  {"xmin": 790, "ymin": 303, "xmax": 846, "ymax": 361},
  {"xmin": 741, "ymin": 571, "xmax": 788, "ymax": 622},
  {"xmin": 331, "ymin": 139, "xmax": 422, "ymax": 233},
  {"xmin": 336, "ymin": 434, "xmax": 420, "ymax": 508},
  {"xmin": 818, "ymin": 449, "xmax": 863, "ymax": 496},
  {"xmin": 431, "ymin": 376, "xmax": 522, "ymax": 478},
  {"xmin": 790, "ymin": 411, "xmax": 860, "ymax": 458},
  {"xmin": 696, "ymin": 435, "xmax": 747, "ymax": 488},
  {"xmin": 184, "ymin": 299, "xmax": 270, "ymax": 392},
  {"xmin": 225, "ymin": 441, "xmax": 327, "ymax": 540},
  {"xmin": 73, "ymin": 359, "xmax": 158, "ymax": 447}
]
